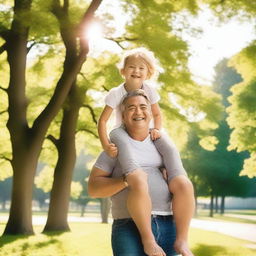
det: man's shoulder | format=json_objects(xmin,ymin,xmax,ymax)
[
  {"xmin": 108, "ymin": 83, "xmax": 125, "ymax": 94},
  {"xmin": 94, "ymin": 151, "xmax": 117, "ymax": 171}
]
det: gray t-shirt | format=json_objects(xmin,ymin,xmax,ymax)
[{"xmin": 94, "ymin": 135, "xmax": 186, "ymax": 219}]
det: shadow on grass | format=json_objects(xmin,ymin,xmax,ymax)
[
  {"xmin": 0, "ymin": 234, "xmax": 28, "ymax": 248},
  {"xmin": 193, "ymin": 244, "xmax": 228, "ymax": 256},
  {"xmin": 0, "ymin": 230, "xmax": 63, "ymax": 249}
]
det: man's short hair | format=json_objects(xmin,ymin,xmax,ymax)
[{"xmin": 120, "ymin": 89, "xmax": 150, "ymax": 112}]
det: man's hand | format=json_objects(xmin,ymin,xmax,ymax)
[
  {"xmin": 174, "ymin": 239, "xmax": 194, "ymax": 256},
  {"xmin": 104, "ymin": 143, "xmax": 118, "ymax": 158},
  {"xmin": 150, "ymin": 128, "xmax": 161, "ymax": 141}
]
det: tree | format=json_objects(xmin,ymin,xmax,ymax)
[
  {"xmin": 0, "ymin": 0, "xmax": 223, "ymax": 234},
  {"xmin": 227, "ymin": 45, "xmax": 256, "ymax": 177},
  {"xmin": 203, "ymin": 0, "xmax": 256, "ymax": 177},
  {"xmin": 0, "ymin": 0, "xmax": 102, "ymax": 235},
  {"xmin": 184, "ymin": 58, "xmax": 256, "ymax": 216}
]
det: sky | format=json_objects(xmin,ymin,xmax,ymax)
[
  {"xmin": 176, "ymin": 8, "xmax": 255, "ymax": 85},
  {"xmin": 88, "ymin": 4, "xmax": 255, "ymax": 86}
]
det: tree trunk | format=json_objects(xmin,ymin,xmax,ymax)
[
  {"xmin": 43, "ymin": 84, "xmax": 81, "ymax": 232},
  {"xmin": 100, "ymin": 198, "xmax": 111, "ymax": 223},
  {"xmin": 209, "ymin": 193, "xmax": 214, "ymax": 217},
  {"xmin": 4, "ymin": 148, "xmax": 41, "ymax": 234},
  {"xmin": 80, "ymin": 204, "xmax": 86, "ymax": 217},
  {"xmin": 215, "ymin": 196, "xmax": 219, "ymax": 213},
  {"xmin": 220, "ymin": 195, "xmax": 225, "ymax": 215}
]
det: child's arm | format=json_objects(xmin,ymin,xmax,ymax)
[
  {"xmin": 98, "ymin": 105, "xmax": 118, "ymax": 157},
  {"xmin": 150, "ymin": 102, "xmax": 162, "ymax": 140}
]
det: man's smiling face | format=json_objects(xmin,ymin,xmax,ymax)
[{"xmin": 122, "ymin": 95, "xmax": 152, "ymax": 131}]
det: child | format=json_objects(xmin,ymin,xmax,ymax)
[{"xmin": 98, "ymin": 47, "xmax": 194, "ymax": 256}]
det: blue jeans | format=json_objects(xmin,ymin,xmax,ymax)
[{"xmin": 111, "ymin": 215, "xmax": 178, "ymax": 256}]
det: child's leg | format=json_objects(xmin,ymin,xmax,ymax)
[
  {"xmin": 154, "ymin": 133, "xmax": 195, "ymax": 255},
  {"xmin": 153, "ymin": 132, "xmax": 187, "ymax": 183},
  {"xmin": 110, "ymin": 127, "xmax": 140, "ymax": 173},
  {"xmin": 168, "ymin": 176, "xmax": 195, "ymax": 256},
  {"xmin": 110, "ymin": 127, "xmax": 165, "ymax": 256}
]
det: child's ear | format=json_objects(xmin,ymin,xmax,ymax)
[{"xmin": 120, "ymin": 69, "xmax": 125, "ymax": 76}]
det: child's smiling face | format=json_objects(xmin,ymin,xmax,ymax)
[{"xmin": 121, "ymin": 56, "xmax": 149, "ymax": 86}]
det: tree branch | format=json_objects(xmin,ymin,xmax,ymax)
[
  {"xmin": 0, "ymin": 109, "xmax": 8, "ymax": 115},
  {"xmin": 0, "ymin": 155, "xmax": 12, "ymax": 163},
  {"xmin": 0, "ymin": 24, "xmax": 10, "ymax": 41},
  {"xmin": 79, "ymin": 127, "xmax": 98, "ymax": 138},
  {"xmin": 27, "ymin": 40, "xmax": 37, "ymax": 53},
  {"xmin": 102, "ymin": 85, "xmax": 109, "ymax": 92},
  {"xmin": 46, "ymin": 134, "xmax": 59, "ymax": 146},
  {"xmin": 79, "ymin": 0, "xmax": 103, "ymax": 31},
  {"xmin": 0, "ymin": 43, "xmax": 7, "ymax": 54},
  {"xmin": 0, "ymin": 86, "xmax": 8, "ymax": 92},
  {"xmin": 32, "ymin": 0, "xmax": 103, "ymax": 139},
  {"xmin": 104, "ymin": 36, "xmax": 139, "ymax": 50},
  {"xmin": 105, "ymin": 36, "xmax": 139, "ymax": 42},
  {"xmin": 63, "ymin": 0, "xmax": 69, "ymax": 11},
  {"xmin": 83, "ymin": 104, "xmax": 98, "ymax": 125}
]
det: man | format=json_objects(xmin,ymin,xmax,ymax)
[{"xmin": 88, "ymin": 89, "xmax": 195, "ymax": 256}]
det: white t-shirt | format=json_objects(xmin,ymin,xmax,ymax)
[
  {"xmin": 94, "ymin": 135, "xmax": 173, "ymax": 219},
  {"xmin": 105, "ymin": 83, "xmax": 160, "ymax": 128}
]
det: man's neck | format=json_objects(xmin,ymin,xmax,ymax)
[{"xmin": 126, "ymin": 127, "xmax": 149, "ymax": 141}]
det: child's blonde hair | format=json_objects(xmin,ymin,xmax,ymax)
[{"xmin": 119, "ymin": 47, "xmax": 160, "ymax": 79}]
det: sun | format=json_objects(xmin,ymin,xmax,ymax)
[{"xmin": 85, "ymin": 21, "xmax": 103, "ymax": 42}]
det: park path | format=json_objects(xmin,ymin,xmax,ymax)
[
  {"xmin": 190, "ymin": 218, "xmax": 256, "ymax": 243},
  {"xmin": 1, "ymin": 214, "xmax": 255, "ymax": 245}
]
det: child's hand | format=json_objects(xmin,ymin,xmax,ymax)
[
  {"xmin": 150, "ymin": 128, "xmax": 161, "ymax": 141},
  {"xmin": 105, "ymin": 143, "xmax": 118, "ymax": 158}
]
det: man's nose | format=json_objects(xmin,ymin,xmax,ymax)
[{"xmin": 135, "ymin": 107, "xmax": 142, "ymax": 114}]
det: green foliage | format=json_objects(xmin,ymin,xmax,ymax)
[
  {"xmin": 204, "ymin": 0, "xmax": 256, "ymax": 19},
  {"xmin": 204, "ymin": 0, "xmax": 256, "ymax": 179},
  {"xmin": 117, "ymin": 0, "xmax": 222, "ymax": 145},
  {"xmin": 226, "ymin": 44, "xmax": 256, "ymax": 177},
  {"xmin": 183, "ymin": 58, "xmax": 255, "ymax": 198}
]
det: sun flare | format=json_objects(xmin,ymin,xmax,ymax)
[{"xmin": 85, "ymin": 21, "xmax": 103, "ymax": 42}]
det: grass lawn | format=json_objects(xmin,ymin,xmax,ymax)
[{"xmin": 0, "ymin": 222, "xmax": 255, "ymax": 256}]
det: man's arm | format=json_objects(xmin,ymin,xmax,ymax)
[{"xmin": 88, "ymin": 166, "xmax": 127, "ymax": 198}]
